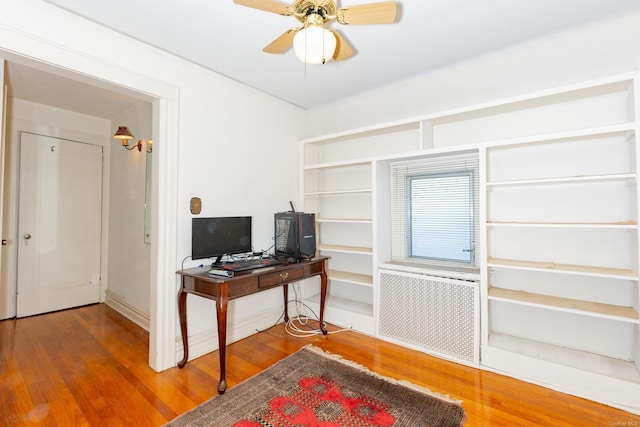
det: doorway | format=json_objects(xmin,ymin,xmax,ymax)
[{"xmin": 0, "ymin": 54, "xmax": 180, "ymax": 372}]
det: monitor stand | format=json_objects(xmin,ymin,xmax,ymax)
[{"xmin": 211, "ymin": 254, "xmax": 225, "ymax": 268}]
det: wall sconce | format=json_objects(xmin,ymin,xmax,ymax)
[{"xmin": 113, "ymin": 126, "xmax": 153, "ymax": 153}]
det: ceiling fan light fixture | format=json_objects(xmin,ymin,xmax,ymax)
[{"xmin": 293, "ymin": 25, "xmax": 336, "ymax": 64}]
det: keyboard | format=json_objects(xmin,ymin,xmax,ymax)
[{"xmin": 221, "ymin": 257, "xmax": 280, "ymax": 272}]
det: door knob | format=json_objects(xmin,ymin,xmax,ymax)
[{"xmin": 24, "ymin": 234, "xmax": 32, "ymax": 240}]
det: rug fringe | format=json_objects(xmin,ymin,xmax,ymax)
[{"xmin": 302, "ymin": 344, "xmax": 463, "ymax": 405}]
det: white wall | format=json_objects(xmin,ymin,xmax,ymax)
[
  {"xmin": 307, "ymin": 10, "xmax": 640, "ymax": 135},
  {"xmin": 106, "ymin": 101, "xmax": 152, "ymax": 327},
  {"xmin": 0, "ymin": 0, "xmax": 310, "ymax": 369}
]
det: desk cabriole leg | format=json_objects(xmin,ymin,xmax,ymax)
[
  {"xmin": 283, "ymin": 284, "xmax": 289, "ymax": 323},
  {"xmin": 177, "ymin": 286, "xmax": 189, "ymax": 368},
  {"xmin": 216, "ymin": 287, "xmax": 229, "ymax": 394},
  {"xmin": 319, "ymin": 259, "xmax": 328, "ymax": 335}
]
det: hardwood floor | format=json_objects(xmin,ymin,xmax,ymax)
[{"xmin": 1, "ymin": 304, "xmax": 639, "ymax": 426}]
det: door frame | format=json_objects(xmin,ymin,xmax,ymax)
[
  {"xmin": 0, "ymin": 50, "xmax": 180, "ymax": 372},
  {"xmin": 0, "ymin": 62, "xmax": 7, "ymax": 317}
]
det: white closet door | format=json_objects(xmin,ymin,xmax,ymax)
[{"xmin": 17, "ymin": 132, "xmax": 102, "ymax": 317}]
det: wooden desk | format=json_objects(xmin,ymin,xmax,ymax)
[{"xmin": 176, "ymin": 257, "xmax": 328, "ymax": 394}]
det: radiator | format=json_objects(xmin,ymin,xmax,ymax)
[{"xmin": 377, "ymin": 269, "xmax": 479, "ymax": 364}]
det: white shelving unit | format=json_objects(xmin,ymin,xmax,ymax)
[
  {"xmin": 299, "ymin": 72, "xmax": 640, "ymax": 413},
  {"xmin": 481, "ymin": 80, "xmax": 639, "ymax": 411},
  {"xmin": 301, "ymin": 121, "xmax": 432, "ymax": 334}
]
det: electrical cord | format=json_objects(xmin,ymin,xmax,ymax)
[
  {"xmin": 180, "ymin": 255, "xmax": 191, "ymax": 270},
  {"xmin": 254, "ymin": 297, "xmax": 316, "ymax": 334},
  {"xmin": 285, "ymin": 282, "xmax": 321, "ymax": 337},
  {"xmin": 255, "ymin": 282, "xmax": 351, "ymax": 337}
]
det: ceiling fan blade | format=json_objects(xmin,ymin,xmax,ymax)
[
  {"xmin": 338, "ymin": 1, "xmax": 397, "ymax": 25},
  {"xmin": 263, "ymin": 28, "xmax": 299, "ymax": 54},
  {"xmin": 233, "ymin": 0, "xmax": 292, "ymax": 16},
  {"xmin": 331, "ymin": 31, "xmax": 355, "ymax": 61}
]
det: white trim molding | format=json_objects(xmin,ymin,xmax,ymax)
[{"xmin": 104, "ymin": 289, "xmax": 151, "ymax": 332}]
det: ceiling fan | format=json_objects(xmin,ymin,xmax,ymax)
[{"xmin": 233, "ymin": 0, "xmax": 398, "ymax": 64}]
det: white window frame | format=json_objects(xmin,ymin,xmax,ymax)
[{"xmin": 390, "ymin": 150, "xmax": 480, "ymax": 270}]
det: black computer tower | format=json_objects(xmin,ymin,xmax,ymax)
[{"xmin": 274, "ymin": 212, "xmax": 316, "ymax": 261}]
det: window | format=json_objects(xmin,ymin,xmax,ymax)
[
  {"xmin": 409, "ymin": 171, "xmax": 475, "ymax": 263},
  {"xmin": 391, "ymin": 151, "xmax": 479, "ymax": 269}
]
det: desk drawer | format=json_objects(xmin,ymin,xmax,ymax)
[{"xmin": 259, "ymin": 268, "xmax": 304, "ymax": 288}]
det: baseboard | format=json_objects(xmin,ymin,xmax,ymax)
[
  {"xmin": 175, "ymin": 305, "xmax": 285, "ymax": 365},
  {"xmin": 104, "ymin": 289, "xmax": 150, "ymax": 332}
]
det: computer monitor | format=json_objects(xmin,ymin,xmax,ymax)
[{"xmin": 191, "ymin": 216, "xmax": 252, "ymax": 263}]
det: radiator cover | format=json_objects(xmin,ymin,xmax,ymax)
[{"xmin": 377, "ymin": 269, "xmax": 479, "ymax": 363}]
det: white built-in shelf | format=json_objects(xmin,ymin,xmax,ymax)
[
  {"xmin": 488, "ymin": 333, "xmax": 640, "ymax": 384},
  {"xmin": 301, "ymin": 74, "xmax": 640, "ymax": 409},
  {"xmin": 487, "ymin": 220, "xmax": 637, "ymax": 229},
  {"xmin": 318, "ymin": 244, "xmax": 373, "ymax": 255},
  {"xmin": 304, "ymin": 159, "xmax": 372, "ymax": 170},
  {"xmin": 304, "ymin": 189, "xmax": 372, "ymax": 196},
  {"xmin": 308, "ymin": 293, "xmax": 373, "ymax": 317},
  {"xmin": 484, "ymin": 122, "xmax": 636, "ymax": 150},
  {"xmin": 301, "ymin": 121, "xmax": 420, "ymax": 146},
  {"xmin": 489, "ymin": 287, "xmax": 639, "ymax": 323},
  {"xmin": 318, "ymin": 217, "xmax": 373, "ymax": 224},
  {"xmin": 328, "ymin": 269, "xmax": 373, "ymax": 287},
  {"xmin": 486, "ymin": 173, "xmax": 636, "ymax": 188},
  {"xmin": 488, "ymin": 257, "xmax": 638, "ymax": 280}
]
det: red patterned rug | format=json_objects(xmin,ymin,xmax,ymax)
[{"xmin": 165, "ymin": 345, "xmax": 466, "ymax": 427}]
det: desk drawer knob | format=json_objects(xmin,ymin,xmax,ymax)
[{"xmin": 280, "ymin": 272, "xmax": 289, "ymax": 280}]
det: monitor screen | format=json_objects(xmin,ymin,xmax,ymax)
[{"xmin": 191, "ymin": 216, "xmax": 252, "ymax": 261}]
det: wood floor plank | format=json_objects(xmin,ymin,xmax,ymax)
[
  {"xmin": 19, "ymin": 324, "xmax": 88, "ymax": 427},
  {"xmin": 0, "ymin": 338, "xmax": 37, "ymax": 425},
  {"xmin": 1, "ymin": 303, "xmax": 639, "ymax": 426}
]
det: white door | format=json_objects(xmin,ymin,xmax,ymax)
[{"xmin": 16, "ymin": 132, "xmax": 103, "ymax": 318}]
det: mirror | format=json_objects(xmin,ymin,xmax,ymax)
[{"xmin": 144, "ymin": 143, "xmax": 152, "ymax": 244}]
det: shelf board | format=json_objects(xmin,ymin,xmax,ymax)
[
  {"xmin": 486, "ymin": 220, "xmax": 637, "ymax": 229},
  {"xmin": 307, "ymin": 293, "xmax": 374, "ymax": 317},
  {"xmin": 487, "ymin": 172, "xmax": 636, "ymax": 187},
  {"xmin": 488, "ymin": 333, "xmax": 640, "ymax": 384},
  {"xmin": 304, "ymin": 159, "xmax": 372, "ymax": 170},
  {"xmin": 301, "ymin": 120, "xmax": 420, "ymax": 146},
  {"xmin": 304, "ymin": 189, "xmax": 372, "ymax": 196},
  {"xmin": 328, "ymin": 269, "xmax": 373, "ymax": 287},
  {"xmin": 318, "ymin": 244, "xmax": 373, "ymax": 255},
  {"xmin": 487, "ymin": 257, "xmax": 638, "ymax": 280},
  {"xmin": 489, "ymin": 287, "xmax": 639, "ymax": 323},
  {"xmin": 318, "ymin": 217, "xmax": 373, "ymax": 224},
  {"xmin": 484, "ymin": 122, "xmax": 636, "ymax": 150}
]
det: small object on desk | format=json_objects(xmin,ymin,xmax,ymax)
[{"xmin": 209, "ymin": 269, "xmax": 234, "ymax": 277}]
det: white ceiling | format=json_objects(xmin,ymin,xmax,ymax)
[
  {"xmin": 6, "ymin": 62, "xmax": 146, "ymax": 119},
  {"xmin": 8, "ymin": 0, "xmax": 640, "ymax": 115}
]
